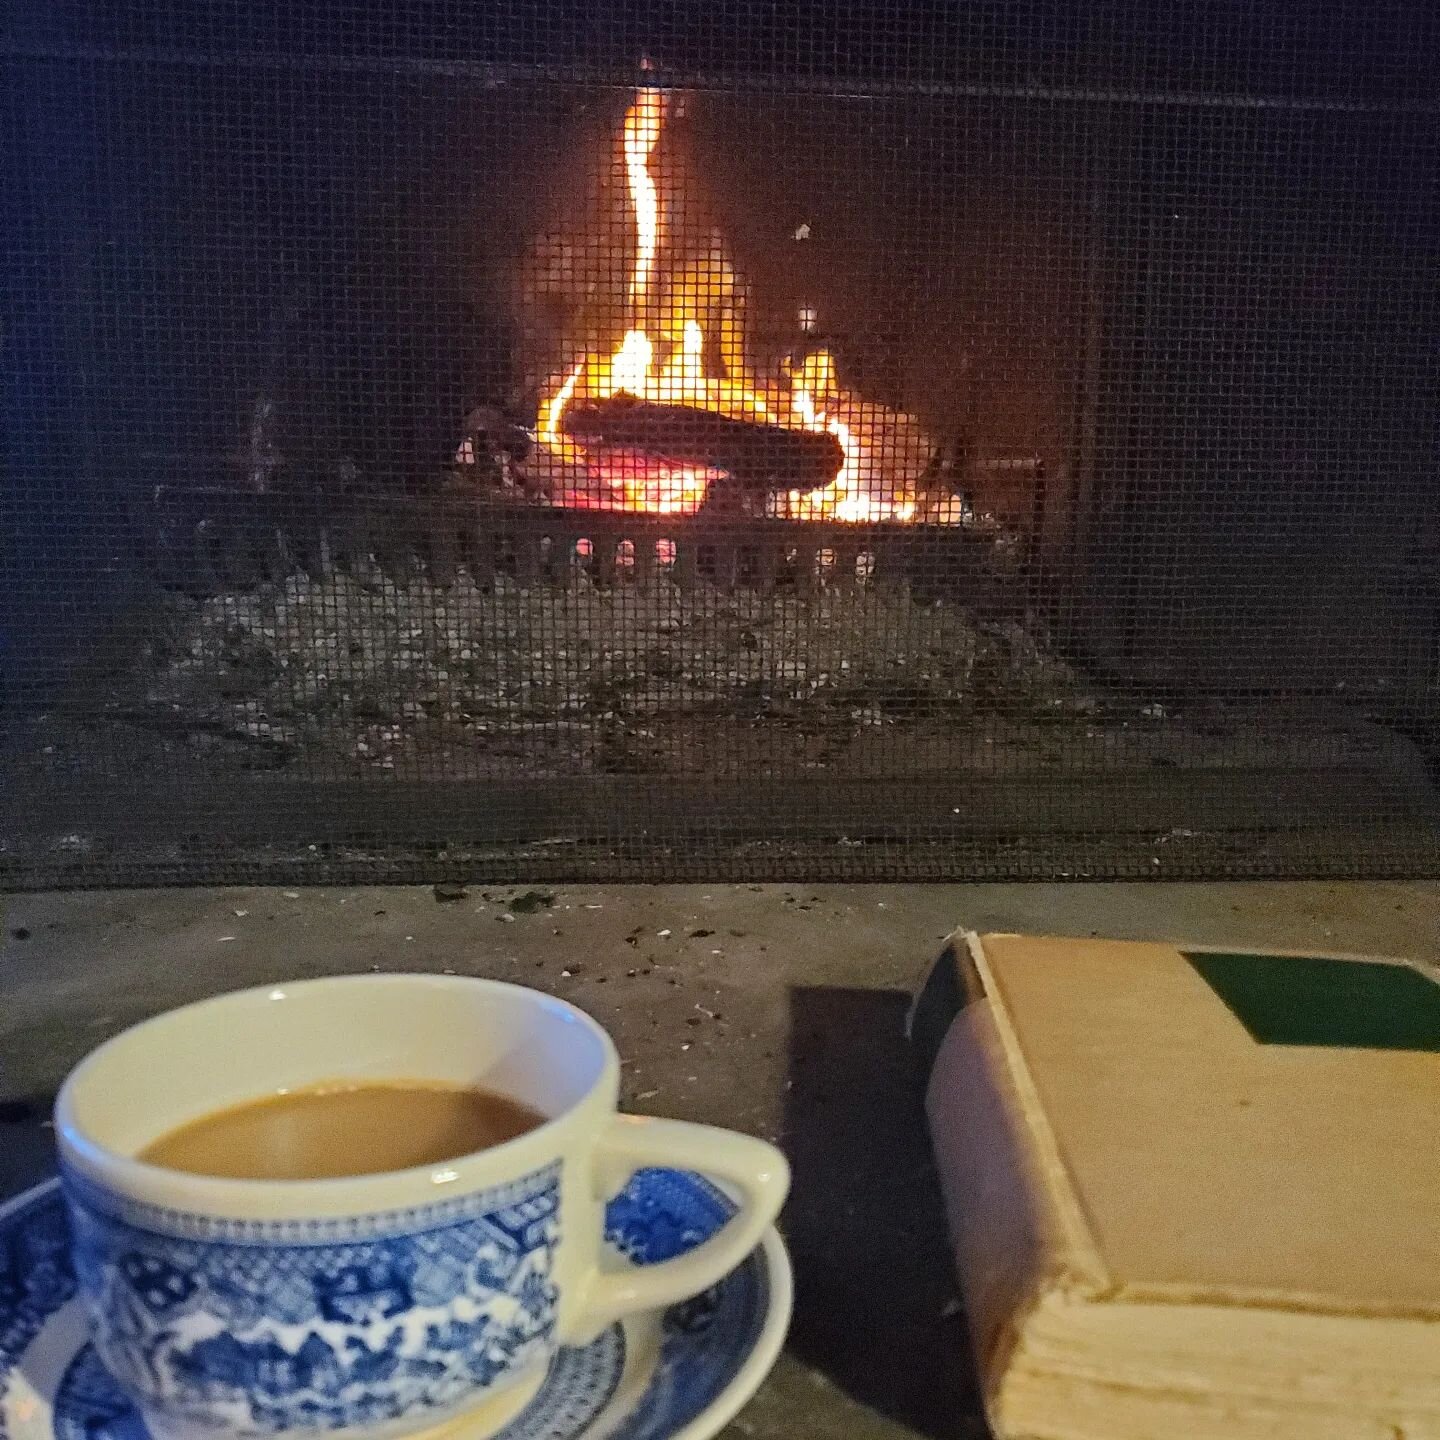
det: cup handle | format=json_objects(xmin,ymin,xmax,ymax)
[{"xmin": 571, "ymin": 1113, "xmax": 790, "ymax": 1340}]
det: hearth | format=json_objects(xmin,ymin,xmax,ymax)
[{"xmin": 3, "ymin": 1, "xmax": 1438, "ymax": 884}]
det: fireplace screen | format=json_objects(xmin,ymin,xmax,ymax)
[{"xmin": 3, "ymin": 2, "xmax": 1438, "ymax": 884}]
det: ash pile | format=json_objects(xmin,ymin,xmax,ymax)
[{"xmin": 121, "ymin": 565, "xmax": 1088, "ymax": 779}]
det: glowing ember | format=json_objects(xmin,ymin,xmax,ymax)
[
  {"xmin": 547, "ymin": 449, "xmax": 722, "ymax": 515},
  {"xmin": 534, "ymin": 85, "xmax": 937, "ymax": 521}
]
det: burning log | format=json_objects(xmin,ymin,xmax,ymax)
[{"xmin": 559, "ymin": 394, "xmax": 845, "ymax": 493}]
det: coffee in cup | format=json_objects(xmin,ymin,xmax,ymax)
[{"xmin": 137, "ymin": 1079, "xmax": 547, "ymax": 1179}]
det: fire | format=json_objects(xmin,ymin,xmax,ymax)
[
  {"xmin": 623, "ymin": 87, "xmax": 664, "ymax": 310},
  {"xmin": 610, "ymin": 329, "xmax": 654, "ymax": 399},
  {"xmin": 533, "ymin": 85, "xmax": 931, "ymax": 521}
]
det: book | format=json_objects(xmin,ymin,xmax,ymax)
[{"xmin": 910, "ymin": 932, "xmax": 1440, "ymax": 1440}]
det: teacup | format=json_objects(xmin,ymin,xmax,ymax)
[{"xmin": 54, "ymin": 974, "xmax": 789, "ymax": 1440}]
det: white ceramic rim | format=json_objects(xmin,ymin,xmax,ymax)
[{"xmin": 54, "ymin": 973, "xmax": 619, "ymax": 1214}]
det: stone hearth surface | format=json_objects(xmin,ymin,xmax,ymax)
[{"xmin": 4, "ymin": 879, "xmax": 1439, "ymax": 1439}]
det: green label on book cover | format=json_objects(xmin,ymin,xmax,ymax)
[{"xmin": 1185, "ymin": 952, "xmax": 1440, "ymax": 1052}]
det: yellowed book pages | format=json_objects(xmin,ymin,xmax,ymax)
[{"xmin": 919, "ymin": 932, "xmax": 1440, "ymax": 1440}]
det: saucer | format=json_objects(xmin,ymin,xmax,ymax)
[{"xmin": 0, "ymin": 1168, "xmax": 791, "ymax": 1440}]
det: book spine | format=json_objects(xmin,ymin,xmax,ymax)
[{"xmin": 923, "ymin": 936, "xmax": 1108, "ymax": 1412}]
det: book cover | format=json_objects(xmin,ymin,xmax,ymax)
[{"xmin": 912, "ymin": 933, "xmax": 1440, "ymax": 1440}]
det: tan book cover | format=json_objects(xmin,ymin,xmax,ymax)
[{"xmin": 913, "ymin": 932, "xmax": 1440, "ymax": 1440}]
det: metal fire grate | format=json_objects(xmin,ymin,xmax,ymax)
[{"xmin": 3, "ymin": 2, "xmax": 1439, "ymax": 886}]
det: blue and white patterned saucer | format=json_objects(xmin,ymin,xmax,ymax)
[{"xmin": 0, "ymin": 1170, "xmax": 791, "ymax": 1440}]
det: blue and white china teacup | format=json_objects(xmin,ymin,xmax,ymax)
[{"xmin": 55, "ymin": 974, "xmax": 789, "ymax": 1440}]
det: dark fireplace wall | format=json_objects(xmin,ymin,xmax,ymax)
[{"xmin": 1069, "ymin": 101, "xmax": 1438, "ymax": 693}]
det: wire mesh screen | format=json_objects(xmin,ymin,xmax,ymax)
[{"xmin": 3, "ymin": 1, "xmax": 1439, "ymax": 885}]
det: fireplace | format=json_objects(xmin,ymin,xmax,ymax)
[{"xmin": 3, "ymin": 2, "xmax": 1438, "ymax": 884}]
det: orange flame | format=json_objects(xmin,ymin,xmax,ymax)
[
  {"xmin": 540, "ymin": 360, "xmax": 583, "ymax": 450},
  {"xmin": 533, "ymin": 85, "xmax": 933, "ymax": 522},
  {"xmin": 624, "ymin": 87, "xmax": 665, "ymax": 312}
]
